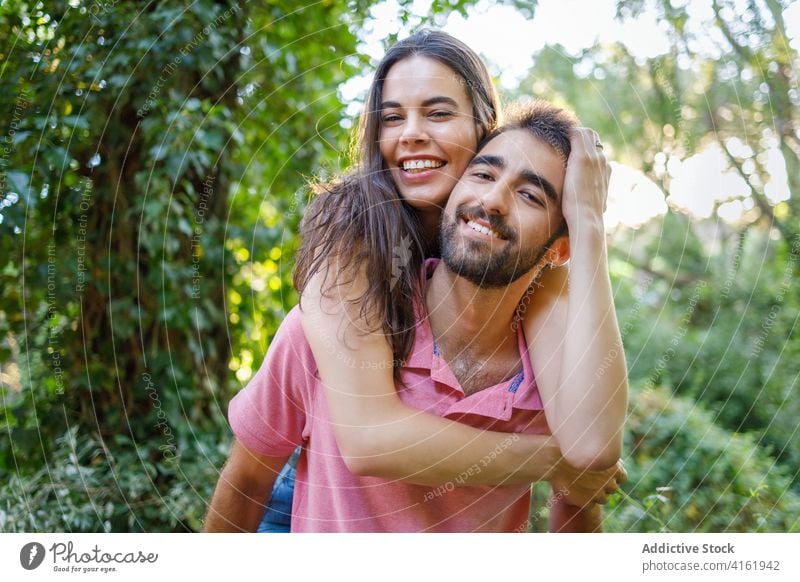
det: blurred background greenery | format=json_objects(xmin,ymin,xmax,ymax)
[{"xmin": 0, "ymin": 0, "xmax": 798, "ymax": 532}]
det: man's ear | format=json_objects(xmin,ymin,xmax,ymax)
[{"xmin": 545, "ymin": 234, "xmax": 571, "ymax": 267}]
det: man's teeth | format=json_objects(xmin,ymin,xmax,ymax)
[
  {"xmin": 466, "ymin": 220, "xmax": 501, "ymax": 239},
  {"xmin": 402, "ymin": 159, "xmax": 444, "ymax": 171}
]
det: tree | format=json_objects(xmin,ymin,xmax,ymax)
[{"xmin": 0, "ymin": 0, "xmax": 372, "ymax": 531}]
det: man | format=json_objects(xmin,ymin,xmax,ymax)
[{"xmin": 204, "ymin": 101, "xmax": 626, "ymax": 532}]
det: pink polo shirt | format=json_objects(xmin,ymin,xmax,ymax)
[{"xmin": 229, "ymin": 259, "xmax": 551, "ymax": 532}]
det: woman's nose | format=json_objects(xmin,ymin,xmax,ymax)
[{"xmin": 400, "ymin": 113, "xmax": 429, "ymax": 144}]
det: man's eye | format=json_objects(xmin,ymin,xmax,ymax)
[
  {"xmin": 522, "ymin": 191, "xmax": 544, "ymax": 205},
  {"xmin": 473, "ymin": 171, "xmax": 493, "ymax": 181}
]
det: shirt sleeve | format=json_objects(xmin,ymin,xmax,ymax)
[{"xmin": 228, "ymin": 307, "xmax": 316, "ymax": 456}]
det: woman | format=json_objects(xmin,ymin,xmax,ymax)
[{"xmin": 260, "ymin": 29, "xmax": 627, "ymax": 532}]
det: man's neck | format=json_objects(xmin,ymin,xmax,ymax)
[{"xmin": 425, "ymin": 263, "xmax": 535, "ymax": 394}]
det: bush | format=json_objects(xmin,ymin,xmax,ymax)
[
  {"xmin": 0, "ymin": 426, "xmax": 229, "ymax": 532},
  {"xmin": 604, "ymin": 384, "xmax": 800, "ymax": 532}
]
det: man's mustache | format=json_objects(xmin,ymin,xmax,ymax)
[{"xmin": 453, "ymin": 205, "xmax": 517, "ymax": 242}]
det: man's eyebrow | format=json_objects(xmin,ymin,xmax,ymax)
[
  {"xmin": 468, "ymin": 154, "xmax": 505, "ymax": 169},
  {"xmin": 470, "ymin": 154, "xmax": 559, "ymax": 202},
  {"xmin": 521, "ymin": 170, "xmax": 559, "ymax": 202},
  {"xmin": 380, "ymin": 96, "xmax": 460, "ymax": 109}
]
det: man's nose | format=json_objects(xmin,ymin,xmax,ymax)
[
  {"xmin": 479, "ymin": 180, "xmax": 510, "ymax": 216},
  {"xmin": 400, "ymin": 113, "xmax": 429, "ymax": 144}
]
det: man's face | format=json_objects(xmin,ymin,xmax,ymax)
[{"xmin": 440, "ymin": 128, "xmax": 567, "ymax": 288}]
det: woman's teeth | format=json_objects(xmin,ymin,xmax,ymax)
[
  {"xmin": 466, "ymin": 220, "xmax": 501, "ymax": 239},
  {"xmin": 402, "ymin": 159, "xmax": 445, "ymax": 173}
]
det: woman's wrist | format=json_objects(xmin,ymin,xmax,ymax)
[
  {"xmin": 565, "ymin": 212, "xmax": 605, "ymax": 243},
  {"xmin": 517, "ymin": 435, "xmax": 562, "ymax": 483}
]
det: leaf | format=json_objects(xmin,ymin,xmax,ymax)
[{"xmin": 5, "ymin": 171, "xmax": 32, "ymax": 204}]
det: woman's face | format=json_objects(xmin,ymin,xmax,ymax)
[{"xmin": 378, "ymin": 56, "xmax": 479, "ymax": 214}]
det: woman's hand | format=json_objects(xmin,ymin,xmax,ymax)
[
  {"xmin": 561, "ymin": 127, "xmax": 611, "ymax": 229},
  {"xmin": 549, "ymin": 458, "xmax": 627, "ymax": 508}
]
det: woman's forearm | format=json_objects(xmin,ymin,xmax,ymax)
[
  {"xmin": 524, "ymin": 223, "xmax": 627, "ymax": 471},
  {"xmin": 340, "ymin": 394, "xmax": 563, "ymax": 486},
  {"xmin": 314, "ymin": 346, "xmax": 624, "ymax": 499},
  {"xmin": 557, "ymin": 221, "xmax": 627, "ymax": 469},
  {"xmin": 532, "ymin": 127, "xmax": 627, "ymax": 471}
]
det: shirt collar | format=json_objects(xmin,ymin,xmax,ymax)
[{"xmin": 402, "ymin": 258, "xmax": 543, "ymax": 416}]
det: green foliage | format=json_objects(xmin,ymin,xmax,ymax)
[
  {"xmin": 512, "ymin": 0, "xmax": 799, "ymax": 528},
  {"xmin": 0, "ymin": 426, "xmax": 228, "ymax": 532},
  {"xmin": 611, "ymin": 218, "xmax": 800, "ymax": 473},
  {"xmin": 0, "ymin": 0, "xmax": 376, "ymax": 531},
  {"xmin": 516, "ymin": 0, "xmax": 799, "ymax": 239},
  {"xmin": 605, "ymin": 384, "xmax": 800, "ymax": 532},
  {"xmin": 1, "ymin": 0, "xmax": 797, "ymax": 533}
]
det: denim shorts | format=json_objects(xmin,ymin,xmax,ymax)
[{"xmin": 257, "ymin": 448, "xmax": 299, "ymax": 533}]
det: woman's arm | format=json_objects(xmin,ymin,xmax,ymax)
[
  {"xmin": 523, "ymin": 128, "xmax": 628, "ymax": 471},
  {"xmin": 300, "ymin": 268, "xmax": 620, "ymax": 495}
]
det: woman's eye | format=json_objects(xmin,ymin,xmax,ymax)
[
  {"xmin": 430, "ymin": 110, "xmax": 454, "ymax": 119},
  {"xmin": 381, "ymin": 113, "xmax": 402, "ymax": 123}
]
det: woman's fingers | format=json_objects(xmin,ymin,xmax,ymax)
[
  {"xmin": 616, "ymin": 459, "xmax": 628, "ymax": 484},
  {"xmin": 565, "ymin": 126, "xmax": 611, "ymax": 217}
]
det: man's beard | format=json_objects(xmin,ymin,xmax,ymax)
[{"xmin": 440, "ymin": 205, "xmax": 562, "ymax": 288}]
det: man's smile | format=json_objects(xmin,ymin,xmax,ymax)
[
  {"xmin": 455, "ymin": 206, "xmax": 515, "ymax": 242},
  {"xmin": 464, "ymin": 218, "xmax": 504, "ymax": 239}
]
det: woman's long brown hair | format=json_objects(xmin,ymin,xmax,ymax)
[{"xmin": 294, "ymin": 30, "xmax": 500, "ymax": 380}]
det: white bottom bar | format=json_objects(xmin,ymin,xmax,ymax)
[{"xmin": 1, "ymin": 533, "xmax": 798, "ymax": 581}]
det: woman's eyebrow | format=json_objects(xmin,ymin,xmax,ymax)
[
  {"xmin": 380, "ymin": 96, "xmax": 459, "ymax": 109},
  {"xmin": 420, "ymin": 96, "xmax": 459, "ymax": 107}
]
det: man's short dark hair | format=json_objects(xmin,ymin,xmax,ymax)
[{"xmin": 480, "ymin": 100, "xmax": 578, "ymax": 163}]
